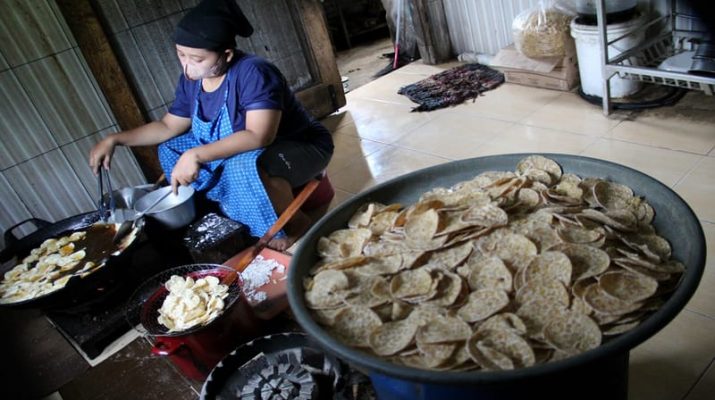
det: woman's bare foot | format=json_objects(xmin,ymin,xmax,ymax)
[{"xmin": 267, "ymin": 211, "xmax": 312, "ymax": 252}]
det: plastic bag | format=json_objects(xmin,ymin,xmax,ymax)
[{"xmin": 512, "ymin": 0, "xmax": 575, "ymax": 58}]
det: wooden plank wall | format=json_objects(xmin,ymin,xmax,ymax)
[
  {"xmin": 410, "ymin": 0, "xmax": 452, "ymax": 65},
  {"xmin": 55, "ymin": 0, "xmax": 163, "ymax": 182}
]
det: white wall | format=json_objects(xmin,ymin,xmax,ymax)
[{"xmin": 442, "ymin": 0, "xmax": 686, "ymax": 57}]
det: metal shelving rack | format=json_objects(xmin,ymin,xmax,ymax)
[{"xmin": 595, "ymin": 0, "xmax": 715, "ymax": 115}]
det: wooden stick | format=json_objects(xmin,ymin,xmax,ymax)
[{"xmin": 233, "ymin": 178, "xmax": 321, "ymax": 273}]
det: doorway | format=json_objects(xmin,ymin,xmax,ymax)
[{"xmin": 322, "ymin": 0, "xmax": 395, "ymax": 91}]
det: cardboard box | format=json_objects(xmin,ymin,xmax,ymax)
[{"xmin": 490, "ymin": 45, "xmax": 580, "ymax": 91}]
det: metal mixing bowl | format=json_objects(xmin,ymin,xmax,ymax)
[{"xmin": 134, "ymin": 186, "xmax": 196, "ymax": 230}]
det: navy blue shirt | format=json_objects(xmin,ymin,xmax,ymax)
[{"xmin": 169, "ymin": 52, "xmax": 333, "ymax": 151}]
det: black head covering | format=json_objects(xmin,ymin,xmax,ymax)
[{"xmin": 174, "ymin": 0, "xmax": 253, "ymax": 50}]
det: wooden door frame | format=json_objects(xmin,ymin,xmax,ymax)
[{"xmin": 294, "ymin": 0, "xmax": 347, "ymax": 117}]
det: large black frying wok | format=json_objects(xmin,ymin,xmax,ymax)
[
  {"xmin": 287, "ymin": 154, "xmax": 706, "ymax": 399},
  {"xmin": 0, "ymin": 211, "xmax": 144, "ymax": 309}
]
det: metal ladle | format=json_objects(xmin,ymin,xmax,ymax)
[{"xmin": 113, "ymin": 190, "xmax": 172, "ymax": 243}]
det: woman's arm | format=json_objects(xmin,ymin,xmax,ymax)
[
  {"xmin": 112, "ymin": 113, "xmax": 192, "ymax": 147},
  {"xmin": 170, "ymin": 109, "xmax": 282, "ymax": 190},
  {"xmin": 196, "ymin": 109, "xmax": 282, "ymax": 161},
  {"xmin": 90, "ymin": 113, "xmax": 191, "ymax": 173}
]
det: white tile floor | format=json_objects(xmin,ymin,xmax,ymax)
[{"xmin": 320, "ymin": 60, "xmax": 715, "ymax": 400}]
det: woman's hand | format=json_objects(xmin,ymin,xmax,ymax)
[
  {"xmin": 89, "ymin": 136, "xmax": 118, "ymax": 174},
  {"xmin": 171, "ymin": 149, "xmax": 201, "ymax": 193}
]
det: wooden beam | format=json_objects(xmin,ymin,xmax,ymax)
[
  {"xmin": 55, "ymin": 0, "xmax": 163, "ymax": 182},
  {"xmin": 297, "ymin": 0, "xmax": 346, "ymax": 115},
  {"xmin": 410, "ymin": 0, "xmax": 452, "ymax": 65}
]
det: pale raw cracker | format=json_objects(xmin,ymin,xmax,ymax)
[
  {"xmin": 516, "ymin": 298, "xmax": 568, "ymax": 338},
  {"xmin": 368, "ymin": 210, "xmax": 400, "ymax": 235},
  {"xmin": 398, "ymin": 352, "xmax": 428, "ymax": 369},
  {"xmin": 619, "ymin": 232, "xmax": 672, "ymax": 262},
  {"xmin": 312, "ymin": 308, "xmax": 344, "ymax": 326},
  {"xmin": 417, "ymin": 342, "xmax": 458, "ymax": 368},
  {"xmin": 348, "ymin": 202, "xmax": 379, "ymax": 228},
  {"xmin": 543, "ymin": 310, "xmax": 601, "ymax": 353},
  {"xmin": 424, "ymin": 270, "xmax": 464, "ymax": 307},
  {"xmin": 515, "ymin": 187, "xmax": 541, "ymax": 209},
  {"xmin": 602, "ymin": 320, "xmax": 640, "ymax": 336},
  {"xmin": 516, "ymin": 279, "xmax": 569, "ymax": 308},
  {"xmin": 372, "ymin": 302, "xmax": 393, "ymax": 321},
  {"xmin": 443, "ymin": 226, "xmax": 491, "ymax": 247},
  {"xmin": 343, "ymin": 275, "xmax": 391, "ymax": 308},
  {"xmin": 513, "ymin": 264, "xmax": 528, "ymax": 292},
  {"xmin": 516, "ymin": 155, "xmax": 563, "ymax": 181},
  {"xmin": 544, "ymin": 188, "xmax": 583, "ymax": 206},
  {"xmin": 598, "ymin": 271, "xmax": 658, "ymax": 303},
  {"xmin": 461, "ymin": 202, "xmax": 509, "ymax": 227},
  {"xmin": 604, "ymin": 209, "xmax": 639, "ymax": 231},
  {"xmin": 351, "ymin": 255, "xmax": 404, "ymax": 275},
  {"xmin": 593, "ymin": 181, "xmax": 634, "ymax": 210},
  {"xmin": 427, "ymin": 241, "xmax": 473, "ymax": 270},
  {"xmin": 476, "ymin": 313, "xmax": 527, "ymax": 336},
  {"xmin": 570, "ymin": 295, "xmax": 593, "ymax": 316},
  {"xmin": 469, "ymin": 171, "xmax": 517, "ymax": 188},
  {"xmin": 583, "ymin": 284, "xmax": 643, "ymax": 316},
  {"xmin": 421, "ymin": 188, "xmax": 490, "ymax": 209},
  {"xmin": 469, "ymin": 341, "xmax": 514, "ymax": 370},
  {"xmin": 457, "ymin": 288, "xmax": 510, "ymax": 323},
  {"xmin": 552, "ymin": 176, "xmax": 584, "ymax": 200},
  {"xmin": 363, "ymin": 240, "xmax": 408, "ymax": 256},
  {"xmin": 416, "ymin": 315, "xmax": 472, "ymax": 344},
  {"xmin": 438, "ymin": 210, "xmax": 478, "ymax": 235},
  {"xmin": 407, "ymin": 304, "xmax": 448, "ymax": 327},
  {"xmin": 512, "ymin": 220, "xmax": 563, "ymax": 252},
  {"xmin": 305, "ymin": 270, "xmax": 349, "ymax": 309},
  {"xmin": 650, "ymin": 260, "xmax": 685, "ymax": 274},
  {"xmin": 557, "ymin": 225, "xmax": 605, "ymax": 246},
  {"xmin": 521, "ymin": 168, "xmax": 554, "ymax": 186},
  {"xmin": 613, "ymin": 258, "xmax": 672, "ymax": 281},
  {"xmin": 498, "ymin": 233, "xmax": 538, "ymax": 271},
  {"xmin": 433, "ymin": 344, "xmax": 473, "ymax": 371},
  {"xmin": 468, "ymin": 328, "xmax": 535, "ymax": 370},
  {"xmin": 524, "ymin": 251, "xmax": 572, "ymax": 287},
  {"xmin": 392, "ymin": 300, "xmax": 414, "ymax": 321},
  {"xmin": 317, "ymin": 228, "xmax": 372, "ymax": 259},
  {"xmin": 331, "ymin": 306, "xmax": 383, "ymax": 347},
  {"xmin": 466, "ymin": 256, "xmax": 513, "ymax": 293},
  {"xmin": 313, "ymin": 256, "xmax": 368, "ymax": 273},
  {"xmin": 579, "ymin": 209, "xmax": 637, "ymax": 232},
  {"xmin": 559, "ymin": 243, "xmax": 610, "ymax": 281},
  {"xmin": 369, "ymin": 318, "xmax": 420, "ymax": 356},
  {"xmin": 636, "ymin": 201, "xmax": 655, "ymax": 225},
  {"xmin": 401, "ymin": 251, "xmax": 430, "ymax": 270},
  {"xmin": 390, "ymin": 268, "xmax": 434, "ymax": 300}
]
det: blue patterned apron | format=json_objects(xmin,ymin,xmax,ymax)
[{"xmin": 158, "ymin": 69, "xmax": 282, "ymax": 238}]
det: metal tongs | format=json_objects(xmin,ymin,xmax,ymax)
[{"xmin": 96, "ymin": 167, "xmax": 116, "ymax": 222}]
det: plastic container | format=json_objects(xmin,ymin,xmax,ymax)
[
  {"xmin": 570, "ymin": 14, "xmax": 645, "ymax": 98},
  {"xmin": 568, "ymin": 0, "xmax": 637, "ymax": 16}
]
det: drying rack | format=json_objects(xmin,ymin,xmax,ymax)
[{"xmin": 595, "ymin": 0, "xmax": 715, "ymax": 115}]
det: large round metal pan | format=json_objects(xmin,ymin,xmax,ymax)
[
  {"xmin": 0, "ymin": 211, "xmax": 143, "ymax": 309},
  {"xmin": 287, "ymin": 153, "xmax": 706, "ymax": 384}
]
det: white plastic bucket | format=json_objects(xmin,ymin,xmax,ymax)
[{"xmin": 570, "ymin": 14, "xmax": 645, "ymax": 98}]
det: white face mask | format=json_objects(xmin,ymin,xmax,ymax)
[{"xmin": 183, "ymin": 53, "xmax": 228, "ymax": 81}]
